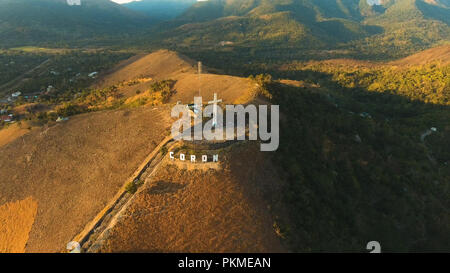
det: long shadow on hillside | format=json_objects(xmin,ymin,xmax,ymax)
[
  {"xmin": 226, "ymin": 67, "xmax": 450, "ymax": 252},
  {"xmin": 279, "ymin": 69, "xmax": 448, "ymax": 252},
  {"xmin": 145, "ymin": 181, "xmax": 186, "ymax": 195}
]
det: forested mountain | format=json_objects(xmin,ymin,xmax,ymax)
[
  {"xmin": 123, "ymin": 0, "xmax": 196, "ymax": 22},
  {"xmin": 0, "ymin": 0, "xmax": 152, "ymax": 47},
  {"xmin": 0, "ymin": 0, "xmax": 448, "ymax": 59},
  {"xmin": 360, "ymin": 0, "xmax": 450, "ymax": 57},
  {"xmin": 156, "ymin": 0, "xmax": 450, "ymax": 59}
]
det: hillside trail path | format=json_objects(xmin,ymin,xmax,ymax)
[
  {"xmin": 70, "ymin": 119, "xmax": 239, "ymax": 252},
  {"xmin": 420, "ymin": 129, "xmax": 437, "ymax": 165},
  {"xmin": 420, "ymin": 129, "xmax": 433, "ymax": 142},
  {"xmin": 71, "ymin": 134, "xmax": 174, "ymax": 252}
]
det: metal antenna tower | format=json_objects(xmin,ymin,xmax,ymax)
[{"xmin": 198, "ymin": 61, "xmax": 202, "ymax": 97}]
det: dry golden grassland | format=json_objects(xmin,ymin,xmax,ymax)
[
  {"xmin": 0, "ymin": 197, "xmax": 37, "ymax": 253},
  {"xmin": 0, "ymin": 106, "xmax": 172, "ymax": 252},
  {"xmin": 95, "ymin": 144, "xmax": 288, "ymax": 253},
  {"xmin": 0, "ymin": 122, "xmax": 35, "ymax": 148},
  {"xmin": 94, "ymin": 50, "xmax": 254, "ymax": 104}
]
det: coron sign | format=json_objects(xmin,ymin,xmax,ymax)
[{"xmin": 169, "ymin": 152, "xmax": 219, "ymax": 163}]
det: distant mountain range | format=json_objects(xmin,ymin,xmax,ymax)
[
  {"xmin": 157, "ymin": 0, "xmax": 450, "ymax": 58},
  {"xmin": 0, "ymin": 0, "xmax": 152, "ymax": 47},
  {"xmin": 0, "ymin": 0, "xmax": 448, "ymax": 59}
]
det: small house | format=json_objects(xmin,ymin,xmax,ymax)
[
  {"xmin": 0, "ymin": 115, "xmax": 12, "ymax": 122},
  {"xmin": 56, "ymin": 117, "xmax": 69, "ymax": 122},
  {"xmin": 47, "ymin": 85, "xmax": 55, "ymax": 93},
  {"xmin": 360, "ymin": 112, "xmax": 372, "ymax": 119},
  {"xmin": 219, "ymin": 41, "xmax": 234, "ymax": 46},
  {"xmin": 88, "ymin": 72, "xmax": 98, "ymax": 78}
]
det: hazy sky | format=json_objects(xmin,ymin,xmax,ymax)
[
  {"xmin": 112, "ymin": 0, "xmax": 208, "ymax": 3},
  {"xmin": 112, "ymin": 0, "xmax": 139, "ymax": 3},
  {"xmin": 366, "ymin": 0, "xmax": 382, "ymax": 5}
]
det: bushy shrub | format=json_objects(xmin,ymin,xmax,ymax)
[{"xmin": 57, "ymin": 103, "xmax": 88, "ymax": 117}]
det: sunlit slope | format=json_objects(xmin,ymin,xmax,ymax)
[
  {"xmin": 93, "ymin": 143, "xmax": 287, "ymax": 253},
  {"xmin": 390, "ymin": 45, "xmax": 450, "ymax": 65},
  {"xmin": 95, "ymin": 50, "xmax": 255, "ymax": 104},
  {"xmin": 156, "ymin": 0, "xmax": 450, "ymax": 59},
  {"xmin": 0, "ymin": 106, "xmax": 171, "ymax": 252}
]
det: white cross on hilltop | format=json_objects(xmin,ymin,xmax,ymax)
[{"xmin": 208, "ymin": 93, "xmax": 222, "ymax": 127}]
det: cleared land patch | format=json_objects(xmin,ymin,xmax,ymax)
[
  {"xmin": 0, "ymin": 123, "xmax": 35, "ymax": 148},
  {"xmin": 0, "ymin": 197, "xmax": 37, "ymax": 253}
]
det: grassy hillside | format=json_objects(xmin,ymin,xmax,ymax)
[
  {"xmin": 86, "ymin": 49, "xmax": 449, "ymax": 252},
  {"xmin": 0, "ymin": 47, "xmax": 449, "ymax": 252},
  {"xmin": 389, "ymin": 45, "xmax": 450, "ymax": 65},
  {"xmin": 0, "ymin": 50, "xmax": 260, "ymax": 252},
  {"xmin": 93, "ymin": 50, "xmax": 254, "ymax": 104},
  {"xmin": 94, "ymin": 144, "xmax": 287, "ymax": 253},
  {"xmin": 0, "ymin": 106, "xmax": 172, "ymax": 252},
  {"xmin": 84, "ymin": 62, "xmax": 449, "ymax": 252}
]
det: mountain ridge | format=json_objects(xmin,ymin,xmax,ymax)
[
  {"xmin": 155, "ymin": 0, "xmax": 450, "ymax": 59},
  {"xmin": 0, "ymin": 0, "xmax": 152, "ymax": 47}
]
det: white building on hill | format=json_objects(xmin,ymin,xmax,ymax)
[{"xmin": 88, "ymin": 72, "xmax": 98, "ymax": 78}]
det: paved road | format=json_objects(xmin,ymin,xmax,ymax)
[
  {"xmin": 420, "ymin": 129, "xmax": 433, "ymax": 142},
  {"xmin": 420, "ymin": 129, "xmax": 437, "ymax": 164}
]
